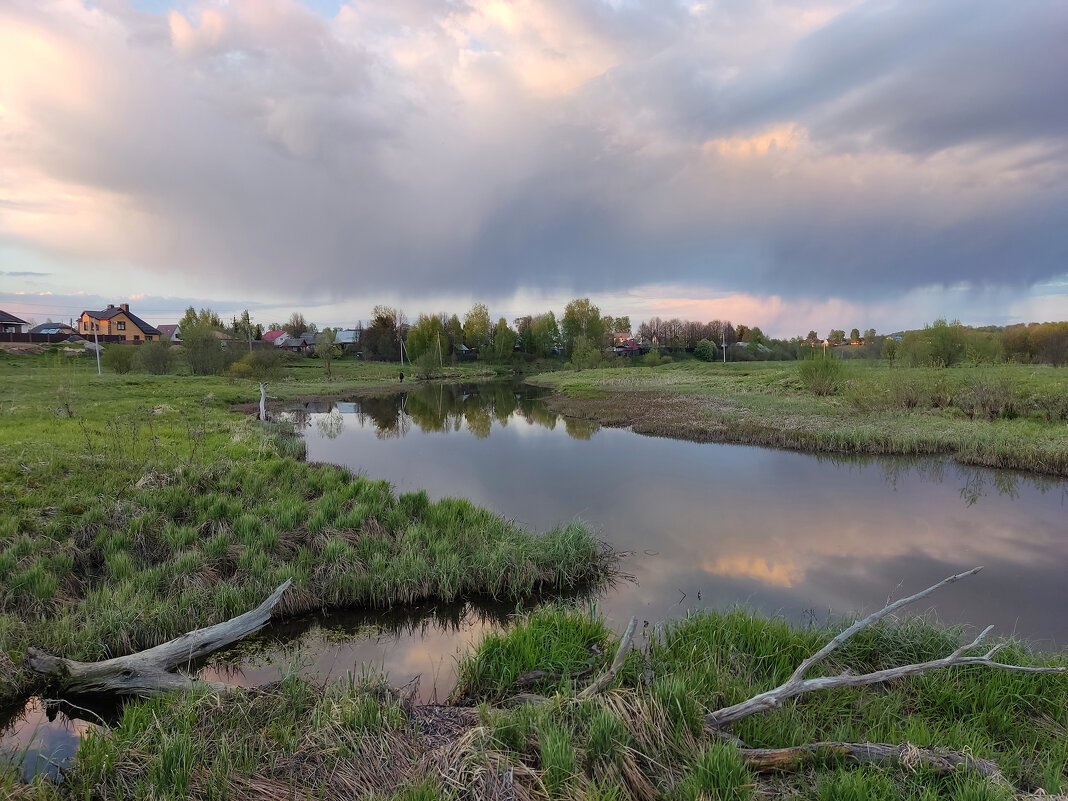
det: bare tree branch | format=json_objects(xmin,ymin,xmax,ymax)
[
  {"xmin": 706, "ymin": 568, "xmax": 1066, "ymax": 729},
  {"xmin": 578, "ymin": 616, "xmax": 637, "ymax": 700}
]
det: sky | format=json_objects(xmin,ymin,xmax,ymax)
[{"xmin": 0, "ymin": 0, "xmax": 1065, "ymax": 337}]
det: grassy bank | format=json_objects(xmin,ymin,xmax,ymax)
[
  {"xmin": 530, "ymin": 362, "xmax": 1068, "ymax": 476},
  {"xmin": 0, "ymin": 354, "xmax": 612, "ymax": 705},
  {"xmin": 6, "ymin": 606, "xmax": 1066, "ymax": 800}
]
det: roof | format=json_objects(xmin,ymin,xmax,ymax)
[
  {"xmin": 0, "ymin": 309, "xmax": 29, "ymax": 325},
  {"xmin": 82, "ymin": 305, "xmax": 160, "ymax": 335},
  {"xmin": 262, "ymin": 330, "xmax": 287, "ymax": 343},
  {"xmin": 157, "ymin": 324, "xmax": 180, "ymax": 339},
  {"xmin": 29, "ymin": 323, "xmax": 75, "ymax": 334},
  {"xmin": 334, "ymin": 329, "xmax": 359, "ymax": 344}
]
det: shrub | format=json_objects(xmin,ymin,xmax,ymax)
[
  {"xmin": 694, "ymin": 339, "xmax": 717, "ymax": 362},
  {"xmin": 414, "ymin": 350, "xmax": 441, "ymax": 380},
  {"xmin": 137, "ymin": 339, "xmax": 175, "ymax": 375},
  {"xmin": 798, "ymin": 353, "xmax": 843, "ymax": 395},
  {"xmin": 228, "ymin": 348, "xmax": 284, "ymax": 380},
  {"xmin": 102, "ymin": 345, "xmax": 135, "ymax": 374}
]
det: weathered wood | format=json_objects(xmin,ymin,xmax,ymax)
[
  {"xmin": 26, "ymin": 580, "xmax": 291, "ymax": 696},
  {"xmin": 577, "ymin": 616, "xmax": 637, "ymax": 699},
  {"xmin": 740, "ymin": 741, "xmax": 1007, "ymax": 783},
  {"xmin": 705, "ymin": 568, "xmax": 1066, "ymax": 729},
  {"xmin": 259, "ymin": 382, "xmax": 268, "ymax": 421}
]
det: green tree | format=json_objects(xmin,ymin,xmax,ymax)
[
  {"xmin": 561, "ymin": 298, "xmax": 604, "ymax": 355},
  {"xmin": 926, "ymin": 318, "xmax": 966, "ymax": 366},
  {"xmin": 882, "ymin": 338, "xmax": 899, "ymax": 366},
  {"xmin": 463, "ymin": 303, "xmax": 491, "ymax": 350},
  {"xmin": 444, "ymin": 314, "xmax": 464, "ymax": 355},
  {"xmin": 315, "ymin": 328, "xmax": 339, "ymax": 378},
  {"xmin": 530, "ymin": 312, "xmax": 561, "ymax": 357},
  {"xmin": 613, "ymin": 316, "xmax": 631, "ymax": 335},
  {"xmin": 492, "ymin": 317, "xmax": 515, "ymax": 362},
  {"xmin": 179, "ymin": 306, "xmax": 223, "ymax": 332},
  {"xmin": 181, "ymin": 324, "xmax": 225, "ymax": 375},
  {"xmin": 864, "ymin": 328, "xmax": 876, "ymax": 342},
  {"xmin": 806, "ymin": 330, "xmax": 819, "ymax": 344},
  {"xmin": 405, "ymin": 314, "xmax": 445, "ymax": 361},
  {"xmin": 849, "ymin": 328, "xmax": 861, "ymax": 343},
  {"xmin": 828, "ymin": 329, "xmax": 846, "ymax": 346}
]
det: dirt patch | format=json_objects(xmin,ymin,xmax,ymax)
[{"xmin": 0, "ymin": 342, "xmax": 45, "ymax": 355}]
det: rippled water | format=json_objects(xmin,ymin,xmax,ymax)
[{"xmin": 5, "ymin": 379, "xmax": 1066, "ymax": 778}]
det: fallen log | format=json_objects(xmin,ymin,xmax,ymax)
[
  {"xmin": 26, "ymin": 580, "xmax": 291, "ymax": 696},
  {"xmin": 740, "ymin": 741, "xmax": 1008, "ymax": 784}
]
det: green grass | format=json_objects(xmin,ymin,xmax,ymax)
[
  {"xmin": 531, "ymin": 361, "xmax": 1068, "ymax": 475},
  {"xmin": 0, "ymin": 356, "xmax": 612, "ymax": 705}
]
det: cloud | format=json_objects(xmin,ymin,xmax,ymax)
[{"xmin": 0, "ymin": 0, "xmax": 1064, "ymax": 319}]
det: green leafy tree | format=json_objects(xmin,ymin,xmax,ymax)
[
  {"xmin": 181, "ymin": 324, "xmax": 225, "ymax": 375},
  {"xmin": 463, "ymin": 303, "xmax": 491, "ymax": 350},
  {"xmin": 864, "ymin": 328, "xmax": 876, "ymax": 342},
  {"xmin": 316, "ymin": 328, "xmax": 339, "ymax": 377},
  {"xmin": 530, "ymin": 312, "xmax": 561, "ymax": 357},
  {"xmin": 102, "ymin": 345, "xmax": 135, "ymax": 374},
  {"xmin": 926, "ymin": 318, "xmax": 966, "ymax": 367},
  {"xmin": 806, "ymin": 330, "xmax": 819, "ymax": 344},
  {"xmin": 562, "ymin": 298, "xmax": 604, "ymax": 355},
  {"xmin": 492, "ymin": 317, "xmax": 515, "ymax": 362},
  {"xmin": 850, "ymin": 328, "xmax": 861, "ymax": 343},
  {"xmin": 444, "ymin": 314, "xmax": 464, "ymax": 355},
  {"xmin": 828, "ymin": 329, "xmax": 846, "ymax": 346},
  {"xmin": 613, "ymin": 316, "xmax": 631, "ymax": 335},
  {"xmin": 405, "ymin": 314, "xmax": 445, "ymax": 361},
  {"xmin": 882, "ymin": 338, "xmax": 899, "ymax": 366},
  {"xmin": 179, "ymin": 306, "xmax": 223, "ymax": 332}
]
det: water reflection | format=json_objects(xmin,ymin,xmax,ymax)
[
  {"xmin": 303, "ymin": 382, "xmax": 1068, "ymax": 650},
  {"xmin": 0, "ymin": 699, "xmax": 97, "ymax": 781},
  {"xmin": 285, "ymin": 382, "xmax": 589, "ymax": 441}
]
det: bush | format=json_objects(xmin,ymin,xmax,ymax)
[
  {"xmin": 414, "ymin": 350, "xmax": 441, "ymax": 380},
  {"xmin": 228, "ymin": 348, "xmax": 284, "ymax": 380},
  {"xmin": 694, "ymin": 339, "xmax": 717, "ymax": 362},
  {"xmin": 102, "ymin": 345, "xmax": 135, "ymax": 374},
  {"xmin": 136, "ymin": 339, "xmax": 175, "ymax": 375},
  {"xmin": 644, "ymin": 350, "xmax": 671, "ymax": 367},
  {"xmin": 798, "ymin": 353, "xmax": 843, "ymax": 395}
]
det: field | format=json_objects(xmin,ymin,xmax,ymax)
[
  {"xmin": 2, "ymin": 348, "xmax": 1067, "ymax": 800},
  {"xmin": 0, "ymin": 351, "xmax": 611, "ymax": 704},
  {"xmin": 531, "ymin": 361, "xmax": 1068, "ymax": 476}
]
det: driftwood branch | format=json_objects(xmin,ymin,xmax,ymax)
[
  {"xmin": 705, "ymin": 568, "xmax": 1066, "ymax": 729},
  {"xmin": 578, "ymin": 616, "xmax": 637, "ymax": 699},
  {"xmin": 27, "ymin": 580, "xmax": 291, "ymax": 696},
  {"xmin": 740, "ymin": 742, "xmax": 1008, "ymax": 784}
]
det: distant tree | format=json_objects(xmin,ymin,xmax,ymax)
[
  {"xmin": 463, "ymin": 303, "xmax": 491, "ymax": 350},
  {"xmin": 828, "ymin": 329, "xmax": 846, "ymax": 346},
  {"xmin": 736, "ymin": 324, "xmax": 751, "ymax": 342},
  {"xmin": 864, "ymin": 328, "xmax": 876, "ymax": 342},
  {"xmin": 806, "ymin": 330, "xmax": 819, "ymax": 344},
  {"xmin": 562, "ymin": 298, "xmax": 604, "ymax": 354},
  {"xmin": 529, "ymin": 312, "xmax": 561, "ymax": 357},
  {"xmin": 315, "ymin": 328, "xmax": 339, "ymax": 378},
  {"xmin": 181, "ymin": 325, "xmax": 225, "ymax": 375},
  {"xmin": 284, "ymin": 312, "xmax": 309, "ymax": 338},
  {"xmin": 492, "ymin": 317, "xmax": 515, "ymax": 362},
  {"xmin": 405, "ymin": 314, "xmax": 445, "ymax": 362},
  {"xmin": 362, "ymin": 305, "xmax": 404, "ymax": 361},
  {"xmin": 747, "ymin": 326, "xmax": 767, "ymax": 347},
  {"xmin": 267, "ymin": 322, "xmax": 284, "ymax": 332},
  {"xmin": 882, "ymin": 337, "xmax": 899, "ymax": 367},
  {"xmin": 444, "ymin": 314, "xmax": 464, "ymax": 355},
  {"xmin": 925, "ymin": 318, "xmax": 966, "ymax": 367},
  {"xmin": 850, "ymin": 328, "xmax": 861, "ymax": 343},
  {"xmin": 613, "ymin": 316, "xmax": 631, "ymax": 334},
  {"xmin": 179, "ymin": 306, "xmax": 223, "ymax": 332}
]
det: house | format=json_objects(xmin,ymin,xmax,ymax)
[
  {"xmin": 78, "ymin": 304, "xmax": 160, "ymax": 342},
  {"xmin": 0, "ymin": 310, "xmax": 29, "ymax": 334},
  {"xmin": 282, "ymin": 332, "xmax": 317, "ymax": 353},
  {"xmin": 29, "ymin": 322, "xmax": 77, "ymax": 336},
  {"xmin": 334, "ymin": 329, "xmax": 360, "ymax": 347},
  {"xmin": 610, "ymin": 339, "xmax": 641, "ymax": 358},
  {"xmin": 157, "ymin": 324, "xmax": 181, "ymax": 343},
  {"xmin": 263, "ymin": 330, "xmax": 288, "ymax": 346}
]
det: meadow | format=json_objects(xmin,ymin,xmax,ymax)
[{"xmin": 531, "ymin": 360, "xmax": 1068, "ymax": 476}]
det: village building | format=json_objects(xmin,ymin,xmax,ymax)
[
  {"xmin": 78, "ymin": 304, "xmax": 161, "ymax": 342},
  {"xmin": 0, "ymin": 310, "xmax": 29, "ymax": 334}
]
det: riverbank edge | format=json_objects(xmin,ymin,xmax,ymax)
[{"xmin": 529, "ymin": 379, "xmax": 1068, "ymax": 478}]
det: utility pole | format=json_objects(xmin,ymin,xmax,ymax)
[
  {"xmin": 94, "ymin": 326, "xmax": 101, "ymax": 375},
  {"xmin": 722, "ymin": 329, "xmax": 726, "ymax": 364}
]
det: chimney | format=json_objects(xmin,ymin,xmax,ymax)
[
  {"xmin": 120, "ymin": 303, "xmax": 129, "ymax": 313},
  {"xmin": 107, "ymin": 304, "xmax": 114, "ymax": 310}
]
